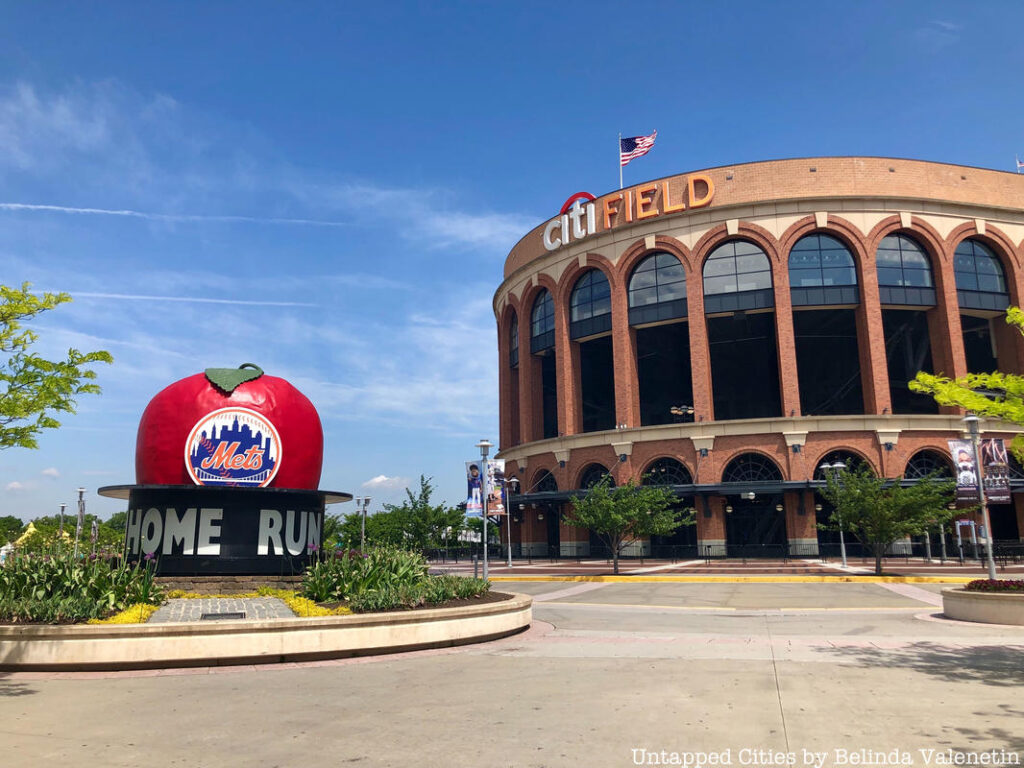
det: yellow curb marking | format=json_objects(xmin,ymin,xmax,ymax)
[{"xmin": 488, "ymin": 575, "xmax": 976, "ymax": 584}]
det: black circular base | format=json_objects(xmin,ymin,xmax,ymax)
[{"xmin": 101, "ymin": 485, "xmax": 350, "ymax": 577}]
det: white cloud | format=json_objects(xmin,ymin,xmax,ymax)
[
  {"xmin": 0, "ymin": 202, "xmax": 349, "ymax": 228},
  {"xmin": 362, "ymin": 475, "xmax": 410, "ymax": 490},
  {"xmin": 40, "ymin": 467, "xmax": 59, "ymax": 478},
  {"xmin": 5, "ymin": 481, "xmax": 25, "ymax": 491}
]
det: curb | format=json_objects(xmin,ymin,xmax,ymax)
[
  {"xmin": 0, "ymin": 593, "xmax": 533, "ymax": 672},
  {"xmin": 488, "ymin": 575, "xmax": 976, "ymax": 584}
]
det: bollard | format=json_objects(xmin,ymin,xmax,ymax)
[{"xmin": 473, "ymin": 554, "xmax": 479, "ymax": 579}]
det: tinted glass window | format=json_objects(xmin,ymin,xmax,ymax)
[
  {"xmin": 570, "ymin": 270, "xmax": 612, "ymax": 322},
  {"xmin": 703, "ymin": 241, "xmax": 772, "ymax": 295},
  {"xmin": 531, "ymin": 290, "xmax": 554, "ymax": 338},
  {"xmin": 876, "ymin": 234, "xmax": 933, "ymax": 288},
  {"xmin": 788, "ymin": 234, "xmax": 857, "ymax": 288},
  {"xmin": 629, "ymin": 252, "xmax": 687, "ymax": 308},
  {"xmin": 954, "ymin": 239, "xmax": 1007, "ymax": 294},
  {"xmin": 509, "ymin": 314, "xmax": 518, "ymax": 367}
]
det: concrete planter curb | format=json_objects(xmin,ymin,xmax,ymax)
[
  {"xmin": 941, "ymin": 587, "xmax": 1024, "ymax": 626},
  {"xmin": 0, "ymin": 593, "xmax": 532, "ymax": 671}
]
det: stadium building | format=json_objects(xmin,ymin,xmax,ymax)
[{"xmin": 493, "ymin": 157, "xmax": 1024, "ymax": 558}]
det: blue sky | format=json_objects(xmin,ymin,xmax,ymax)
[{"xmin": 2, "ymin": 1, "xmax": 1023, "ymax": 521}]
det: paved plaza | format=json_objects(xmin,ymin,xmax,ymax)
[
  {"xmin": 148, "ymin": 597, "xmax": 294, "ymax": 623},
  {"xmin": 2, "ymin": 580, "xmax": 1023, "ymax": 768}
]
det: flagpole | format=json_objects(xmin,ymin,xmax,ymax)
[{"xmin": 619, "ymin": 133, "xmax": 623, "ymax": 190}]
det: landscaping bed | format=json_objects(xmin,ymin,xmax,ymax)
[{"xmin": 320, "ymin": 590, "xmax": 511, "ymax": 614}]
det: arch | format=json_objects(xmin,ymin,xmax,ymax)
[
  {"xmin": 904, "ymin": 449, "xmax": 954, "ymax": 479},
  {"xmin": 618, "ymin": 235, "xmax": 694, "ymax": 280},
  {"xmin": 813, "ymin": 448, "xmax": 875, "ymax": 478},
  {"xmin": 569, "ymin": 268, "xmax": 612, "ymax": 339},
  {"xmin": 642, "ymin": 457, "xmax": 693, "ymax": 486},
  {"xmin": 721, "ymin": 452, "xmax": 783, "ymax": 483},
  {"xmin": 577, "ymin": 462, "xmax": 614, "ymax": 489},
  {"xmin": 531, "ymin": 469, "xmax": 558, "ymax": 493},
  {"xmin": 788, "ymin": 233, "xmax": 858, "ymax": 306},
  {"xmin": 628, "ymin": 251, "xmax": 687, "ymax": 325},
  {"xmin": 692, "ymin": 221, "xmax": 782, "ymax": 268}
]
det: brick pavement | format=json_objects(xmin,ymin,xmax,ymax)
[{"xmin": 148, "ymin": 597, "xmax": 294, "ymax": 623}]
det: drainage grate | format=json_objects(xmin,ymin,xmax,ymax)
[{"xmin": 199, "ymin": 611, "xmax": 246, "ymax": 621}]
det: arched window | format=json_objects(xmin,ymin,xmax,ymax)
[
  {"xmin": 643, "ymin": 457, "xmax": 693, "ymax": 486},
  {"xmin": 530, "ymin": 290, "xmax": 554, "ymax": 352},
  {"xmin": 532, "ymin": 470, "xmax": 558, "ymax": 493},
  {"xmin": 904, "ymin": 450, "xmax": 954, "ymax": 479},
  {"xmin": 578, "ymin": 463, "xmax": 614, "ymax": 489},
  {"xmin": 703, "ymin": 240, "xmax": 774, "ymax": 314},
  {"xmin": 815, "ymin": 450, "xmax": 871, "ymax": 478},
  {"xmin": 569, "ymin": 270, "xmax": 612, "ymax": 339},
  {"xmin": 628, "ymin": 252, "xmax": 687, "ymax": 325},
  {"xmin": 509, "ymin": 313, "xmax": 519, "ymax": 368},
  {"xmin": 954, "ymin": 239, "xmax": 1009, "ymax": 311},
  {"xmin": 721, "ymin": 453, "xmax": 783, "ymax": 483},
  {"xmin": 789, "ymin": 234, "xmax": 858, "ymax": 306},
  {"xmin": 876, "ymin": 234, "xmax": 936, "ymax": 306}
]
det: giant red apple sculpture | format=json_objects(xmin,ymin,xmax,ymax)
[{"xmin": 135, "ymin": 363, "xmax": 323, "ymax": 490}]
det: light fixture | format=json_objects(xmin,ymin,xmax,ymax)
[
  {"xmin": 775, "ymin": 503, "xmax": 784, "ymax": 512},
  {"xmin": 619, "ymin": 453, "xmax": 628, "ymax": 463},
  {"xmin": 725, "ymin": 505, "xmax": 733, "ymax": 514},
  {"xmin": 815, "ymin": 504, "xmax": 823, "ymax": 512},
  {"xmin": 884, "ymin": 442, "xmax": 894, "ymax": 452},
  {"xmin": 791, "ymin": 445, "xmax": 801, "ymax": 454},
  {"xmin": 698, "ymin": 448, "xmax": 708, "ymax": 457}
]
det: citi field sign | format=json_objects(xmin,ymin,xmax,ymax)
[{"xmin": 542, "ymin": 174, "xmax": 715, "ymax": 252}]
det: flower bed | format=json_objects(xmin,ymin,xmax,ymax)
[{"xmin": 964, "ymin": 579, "xmax": 1024, "ymax": 593}]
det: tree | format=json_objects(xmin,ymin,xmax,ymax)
[
  {"xmin": 820, "ymin": 465, "xmax": 955, "ymax": 575},
  {"xmin": 1, "ymin": 283, "xmax": 113, "ymax": 450},
  {"xmin": 0, "ymin": 515, "xmax": 24, "ymax": 545},
  {"xmin": 567, "ymin": 477, "xmax": 693, "ymax": 574},
  {"xmin": 910, "ymin": 305, "xmax": 1024, "ymax": 460}
]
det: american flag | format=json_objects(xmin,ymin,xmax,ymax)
[{"xmin": 620, "ymin": 130, "xmax": 657, "ymax": 167}]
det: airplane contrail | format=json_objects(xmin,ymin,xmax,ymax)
[
  {"xmin": 73, "ymin": 292, "xmax": 317, "ymax": 307},
  {"xmin": 0, "ymin": 202, "xmax": 349, "ymax": 227}
]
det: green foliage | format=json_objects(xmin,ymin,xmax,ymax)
[
  {"xmin": 820, "ymin": 465, "xmax": 955, "ymax": 575},
  {"xmin": 910, "ymin": 305, "xmax": 1024, "ymax": 460},
  {"xmin": 14, "ymin": 513, "xmax": 124, "ymax": 555},
  {"xmin": 0, "ymin": 550, "xmax": 162, "ymax": 623},
  {"xmin": 0, "ymin": 515, "xmax": 22, "ymax": 545},
  {"xmin": 336, "ymin": 476, "xmax": 466, "ymax": 550},
  {"xmin": 301, "ymin": 544, "xmax": 489, "ymax": 612},
  {"xmin": 346, "ymin": 575, "xmax": 490, "ymax": 613},
  {"xmin": 568, "ymin": 477, "xmax": 693, "ymax": 573},
  {"xmin": 0, "ymin": 282, "xmax": 113, "ymax": 450},
  {"xmin": 301, "ymin": 545, "xmax": 430, "ymax": 603}
]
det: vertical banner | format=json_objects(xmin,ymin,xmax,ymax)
[
  {"xmin": 486, "ymin": 459, "xmax": 506, "ymax": 516},
  {"xmin": 980, "ymin": 438, "xmax": 1011, "ymax": 505},
  {"xmin": 465, "ymin": 461, "xmax": 483, "ymax": 516},
  {"xmin": 949, "ymin": 440, "xmax": 979, "ymax": 504}
]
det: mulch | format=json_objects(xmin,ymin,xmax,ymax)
[{"xmin": 319, "ymin": 590, "xmax": 514, "ymax": 614}]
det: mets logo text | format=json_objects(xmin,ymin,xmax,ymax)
[{"xmin": 185, "ymin": 407, "xmax": 281, "ymax": 487}]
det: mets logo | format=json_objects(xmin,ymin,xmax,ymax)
[{"xmin": 185, "ymin": 407, "xmax": 281, "ymax": 487}]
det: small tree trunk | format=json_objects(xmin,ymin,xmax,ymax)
[{"xmin": 613, "ymin": 542, "xmax": 620, "ymax": 574}]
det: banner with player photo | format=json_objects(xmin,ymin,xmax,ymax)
[
  {"xmin": 486, "ymin": 459, "xmax": 506, "ymax": 516},
  {"xmin": 949, "ymin": 438, "xmax": 1011, "ymax": 505}
]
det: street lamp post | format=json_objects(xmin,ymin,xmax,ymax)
[
  {"xmin": 820, "ymin": 461, "xmax": 848, "ymax": 568},
  {"xmin": 74, "ymin": 488, "xmax": 86, "ymax": 558},
  {"xmin": 963, "ymin": 415, "xmax": 998, "ymax": 581},
  {"xmin": 357, "ymin": 496, "xmax": 371, "ymax": 552},
  {"xmin": 476, "ymin": 439, "xmax": 492, "ymax": 580},
  {"xmin": 506, "ymin": 477, "xmax": 519, "ymax": 568},
  {"xmin": 58, "ymin": 503, "xmax": 66, "ymax": 541}
]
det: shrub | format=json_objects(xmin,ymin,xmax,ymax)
[
  {"xmin": 347, "ymin": 576, "xmax": 490, "ymax": 613},
  {"xmin": 0, "ymin": 550, "xmax": 162, "ymax": 623},
  {"xmin": 301, "ymin": 546, "xmax": 429, "ymax": 603},
  {"xmin": 965, "ymin": 579, "xmax": 1024, "ymax": 593}
]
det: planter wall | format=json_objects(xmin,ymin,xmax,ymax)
[{"xmin": 942, "ymin": 588, "xmax": 1024, "ymax": 626}]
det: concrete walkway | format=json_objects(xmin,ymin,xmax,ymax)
[{"xmin": 2, "ymin": 582, "xmax": 1022, "ymax": 768}]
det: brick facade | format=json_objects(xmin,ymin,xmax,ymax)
[{"xmin": 495, "ymin": 158, "xmax": 1024, "ymax": 552}]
